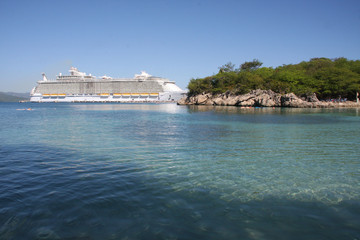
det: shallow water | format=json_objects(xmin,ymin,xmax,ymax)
[{"xmin": 0, "ymin": 103, "xmax": 359, "ymax": 239}]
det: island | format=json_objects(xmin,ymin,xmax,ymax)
[{"xmin": 178, "ymin": 58, "xmax": 360, "ymax": 108}]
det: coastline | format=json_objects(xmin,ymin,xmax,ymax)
[{"xmin": 178, "ymin": 89, "xmax": 360, "ymax": 108}]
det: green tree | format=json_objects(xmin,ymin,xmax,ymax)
[
  {"xmin": 239, "ymin": 59, "xmax": 263, "ymax": 71},
  {"xmin": 186, "ymin": 58, "xmax": 360, "ymax": 100},
  {"xmin": 218, "ymin": 62, "xmax": 236, "ymax": 73}
]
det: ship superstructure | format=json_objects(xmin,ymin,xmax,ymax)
[{"xmin": 30, "ymin": 67, "xmax": 186, "ymax": 102}]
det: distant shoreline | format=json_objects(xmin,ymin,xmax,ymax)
[{"xmin": 0, "ymin": 92, "xmax": 29, "ymax": 102}]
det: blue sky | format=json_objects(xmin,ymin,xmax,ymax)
[{"xmin": 0, "ymin": 0, "xmax": 359, "ymax": 92}]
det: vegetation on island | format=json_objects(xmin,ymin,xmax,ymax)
[{"xmin": 187, "ymin": 58, "xmax": 360, "ymax": 100}]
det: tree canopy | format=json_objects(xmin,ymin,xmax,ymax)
[
  {"xmin": 240, "ymin": 59, "xmax": 263, "ymax": 71},
  {"xmin": 187, "ymin": 58, "xmax": 360, "ymax": 100}
]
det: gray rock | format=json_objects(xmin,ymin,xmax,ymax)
[
  {"xmin": 177, "ymin": 97, "xmax": 188, "ymax": 105},
  {"xmin": 306, "ymin": 93, "xmax": 319, "ymax": 102},
  {"xmin": 238, "ymin": 99, "xmax": 256, "ymax": 106},
  {"xmin": 224, "ymin": 96, "xmax": 239, "ymax": 106},
  {"xmin": 255, "ymin": 94, "xmax": 273, "ymax": 107},
  {"xmin": 177, "ymin": 90, "xmax": 360, "ymax": 108},
  {"xmin": 212, "ymin": 97, "xmax": 225, "ymax": 105},
  {"xmin": 195, "ymin": 93, "xmax": 210, "ymax": 105}
]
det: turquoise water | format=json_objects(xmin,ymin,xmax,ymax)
[{"xmin": 0, "ymin": 103, "xmax": 359, "ymax": 239}]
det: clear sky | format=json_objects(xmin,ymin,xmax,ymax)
[{"xmin": 0, "ymin": 0, "xmax": 359, "ymax": 92}]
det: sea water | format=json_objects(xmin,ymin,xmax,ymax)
[{"xmin": 0, "ymin": 103, "xmax": 359, "ymax": 239}]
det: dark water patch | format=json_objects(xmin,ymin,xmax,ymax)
[{"xmin": 1, "ymin": 143, "xmax": 360, "ymax": 239}]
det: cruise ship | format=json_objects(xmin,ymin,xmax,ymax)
[{"xmin": 30, "ymin": 67, "xmax": 186, "ymax": 102}]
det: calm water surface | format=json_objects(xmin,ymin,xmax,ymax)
[{"xmin": 0, "ymin": 103, "xmax": 359, "ymax": 239}]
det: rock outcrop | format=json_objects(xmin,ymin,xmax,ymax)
[{"xmin": 178, "ymin": 90, "xmax": 360, "ymax": 108}]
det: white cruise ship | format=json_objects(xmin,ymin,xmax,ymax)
[{"xmin": 30, "ymin": 67, "xmax": 186, "ymax": 102}]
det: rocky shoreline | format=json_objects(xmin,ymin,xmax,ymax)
[{"xmin": 177, "ymin": 89, "xmax": 360, "ymax": 108}]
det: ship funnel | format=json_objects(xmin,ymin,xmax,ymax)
[{"xmin": 42, "ymin": 73, "xmax": 48, "ymax": 81}]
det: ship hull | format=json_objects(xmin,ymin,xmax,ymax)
[{"xmin": 30, "ymin": 91, "xmax": 185, "ymax": 103}]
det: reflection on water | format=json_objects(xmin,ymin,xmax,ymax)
[
  {"xmin": 72, "ymin": 103, "xmax": 188, "ymax": 114},
  {"xmin": 187, "ymin": 104, "xmax": 360, "ymax": 115}
]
